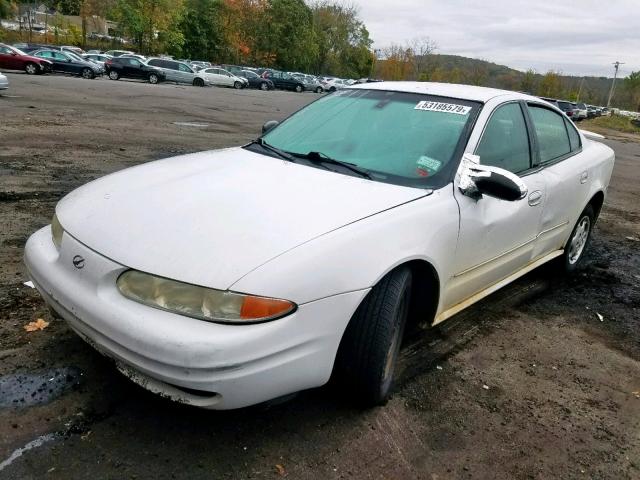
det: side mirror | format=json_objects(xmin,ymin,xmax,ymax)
[
  {"xmin": 11, "ymin": 52, "xmax": 18, "ymax": 56},
  {"xmin": 262, "ymin": 120, "xmax": 279, "ymax": 134},
  {"xmin": 458, "ymin": 154, "xmax": 527, "ymax": 201}
]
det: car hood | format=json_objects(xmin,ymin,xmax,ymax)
[{"xmin": 57, "ymin": 147, "xmax": 427, "ymax": 290}]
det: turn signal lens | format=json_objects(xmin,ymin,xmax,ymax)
[
  {"xmin": 117, "ymin": 270, "xmax": 296, "ymax": 324},
  {"xmin": 51, "ymin": 213, "xmax": 64, "ymax": 249}
]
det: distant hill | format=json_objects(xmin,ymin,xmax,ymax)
[{"xmin": 376, "ymin": 53, "xmax": 628, "ymax": 108}]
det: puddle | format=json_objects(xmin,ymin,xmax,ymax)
[
  {"xmin": 0, "ymin": 367, "xmax": 83, "ymax": 408},
  {"xmin": 172, "ymin": 121, "xmax": 210, "ymax": 128}
]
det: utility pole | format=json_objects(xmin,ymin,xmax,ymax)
[
  {"xmin": 607, "ymin": 61, "xmax": 625, "ymax": 108},
  {"xmin": 576, "ymin": 77, "xmax": 585, "ymax": 102}
]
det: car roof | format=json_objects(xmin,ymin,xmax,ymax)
[{"xmin": 348, "ymin": 81, "xmax": 539, "ymax": 103}]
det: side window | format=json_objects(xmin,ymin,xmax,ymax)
[
  {"xmin": 0, "ymin": 46, "xmax": 11, "ymax": 54},
  {"xmin": 475, "ymin": 102, "xmax": 531, "ymax": 174},
  {"xmin": 128, "ymin": 59, "xmax": 141, "ymax": 67},
  {"xmin": 147, "ymin": 59, "xmax": 159, "ymax": 67},
  {"xmin": 528, "ymin": 105, "xmax": 571, "ymax": 162},
  {"xmin": 55, "ymin": 52, "xmax": 68, "ymax": 61},
  {"xmin": 178, "ymin": 63, "xmax": 191, "ymax": 73},
  {"xmin": 564, "ymin": 117, "xmax": 581, "ymax": 152}
]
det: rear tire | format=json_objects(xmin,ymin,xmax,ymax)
[
  {"xmin": 193, "ymin": 77, "xmax": 204, "ymax": 87},
  {"xmin": 25, "ymin": 63, "xmax": 38, "ymax": 75},
  {"xmin": 560, "ymin": 204, "xmax": 594, "ymax": 273},
  {"xmin": 81, "ymin": 67, "xmax": 94, "ymax": 79},
  {"xmin": 315, "ymin": 86, "xmax": 323, "ymax": 93},
  {"xmin": 148, "ymin": 73, "xmax": 159, "ymax": 84},
  {"xmin": 108, "ymin": 70, "xmax": 119, "ymax": 80},
  {"xmin": 333, "ymin": 267, "xmax": 412, "ymax": 407},
  {"xmin": 295, "ymin": 84, "xmax": 303, "ymax": 93},
  {"xmin": 260, "ymin": 82, "xmax": 268, "ymax": 91}
]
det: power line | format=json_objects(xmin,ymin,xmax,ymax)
[{"xmin": 607, "ymin": 61, "xmax": 625, "ymax": 108}]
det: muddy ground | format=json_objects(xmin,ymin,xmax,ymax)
[{"xmin": 0, "ymin": 73, "xmax": 638, "ymax": 480}]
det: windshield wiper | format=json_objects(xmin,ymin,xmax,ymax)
[
  {"xmin": 293, "ymin": 151, "xmax": 372, "ymax": 179},
  {"xmin": 250, "ymin": 138, "xmax": 296, "ymax": 162}
]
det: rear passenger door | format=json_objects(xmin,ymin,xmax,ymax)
[
  {"xmin": 446, "ymin": 101, "xmax": 547, "ymax": 310},
  {"xmin": 527, "ymin": 103, "xmax": 591, "ymax": 257}
]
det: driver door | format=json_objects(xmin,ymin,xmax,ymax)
[{"xmin": 442, "ymin": 101, "xmax": 547, "ymax": 313}]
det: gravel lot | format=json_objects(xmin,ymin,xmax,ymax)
[{"xmin": 0, "ymin": 72, "xmax": 639, "ymax": 480}]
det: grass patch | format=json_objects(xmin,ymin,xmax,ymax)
[{"xmin": 581, "ymin": 114, "xmax": 640, "ymax": 134}]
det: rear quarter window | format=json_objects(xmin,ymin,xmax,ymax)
[{"xmin": 528, "ymin": 105, "xmax": 571, "ymax": 162}]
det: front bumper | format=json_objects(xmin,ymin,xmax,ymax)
[{"xmin": 24, "ymin": 226, "xmax": 367, "ymax": 409}]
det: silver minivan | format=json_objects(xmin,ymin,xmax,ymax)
[{"xmin": 146, "ymin": 58, "xmax": 210, "ymax": 86}]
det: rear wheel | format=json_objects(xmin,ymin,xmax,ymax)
[
  {"xmin": 333, "ymin": 267, "xmax": 412, "ymax": 406},
  {"xmin": 315, "ymin": 86, "xmax": 323, "ymax": 93},
  {"xmin": 260, "ymin": 82, "xmax": 268, "ymax": 91},
  {"xmin": 25, "ymin": 63, "xmax": 38, "ymax": 75},
  {"xmin": 295, "ymin": 84, "xmax": 303, "ymax": 93},
  {"xmin": 561, "ymin": 204, "xmax": 594, "ymax": 273},
  {"xmin": 193, "ymin": 77, "xmax": 204, "ymax": 87},
  {"xmin": 329, "ymin": 86, "xmax": 336, "ymax": 92},
  {"xmin": 108, "ymin": 70, "xmax": 119, "ymax": 80},
  {"xmin": 148, "ymin": 73, "xmax": 159, "ymax": 84},
  {"xmin": 233, "ymin": 81, "xmax": 242, "ymax": 89},
  {"xmin": 81, "ymin": 67, "xmax": 94, "ymax": 79}
]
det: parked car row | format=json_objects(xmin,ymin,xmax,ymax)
[{"xmin": 541, "ymin": 97, "xmax": 609, "ymax": 121}]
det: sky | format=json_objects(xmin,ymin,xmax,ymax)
[{"xmin": 355, "ymin": 0, "xmax": 640, "ymax": 78}]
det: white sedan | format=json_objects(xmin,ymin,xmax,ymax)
[
  {"xmin": 0, "ymin": 72, "xmax": 8, "ymax": 91},
  {"xmin": 200, "ymin": 67, "xmax": 247, "ymax": 89},
  {"xmin": 25, "ymin": 82, "xmax": 615, "ymax": 409}
]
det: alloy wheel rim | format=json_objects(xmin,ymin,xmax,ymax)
[
  {"xmin": 26, "ymin": 64, "xmax": 36, "ymax": 74},
  {"xmin": 568, "ymin": 216, "xmax": 590, "ymax": 264}
]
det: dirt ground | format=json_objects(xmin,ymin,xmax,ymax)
[{"xmin": 0, "ymin": 73, "xmax": 639, "ymax": 480}]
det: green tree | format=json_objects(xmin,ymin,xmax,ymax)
[
  {"xmin": 263, "ymin": 0, "xmax": 317, "ymax": 71},
  {"xmin": 520, "ymin": 68, "xmax": 536, "ymax": 93},
  {"xmin": 113, "ymin": 0, "xmax": 184, "ymax": 54},
  {"xmin": 623, "ymin": 71, "xmax": 640, "ymax": 111},
  {"xmin": 0, "ymin": 0, "xmax": 17, "ymax": 18},
  {"xmin": 310, "ymin": 1, "xmax": 372, "ymax": 77},
  {"xmin": 178, "ymin": 0, "xmax": 225, "ymax": 61},
  {"xmin": 538, "ymin": 70, "xmax": 562, "ymax": 98}
]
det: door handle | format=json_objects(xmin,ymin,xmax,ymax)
[
  {"xmin": 580, "ymin": 171, "xmax": 589, "ymax": 184},
  {"xmin": 528, "ymin": 190, "xmax": 542, "ymax": 206}
]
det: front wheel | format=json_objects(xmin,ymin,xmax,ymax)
[
  {"xmin": 233, "ymin": 81, "xmax": 242, "ymax": 89},
  {"xmin": 315, "ymin": 86, "xmax": 323, "ymax": 93},
  {"xmin": 108, "ymin": 70, "xmax": 119, "ymax": 80},
  {"xmin": 561, "ymin": 204, "xmax": 594, "ymax": 272},
  {"xmin": 25, "ymin": 63, "xmax": 38, "ymax": 75},
  {"xmin": 333, "ymin": 267, "xmax": 412, "ymax": 406},
  {"xmin": 148, "ymin": 73, "xmax": 159, "ymax": 84},
  {"xmin": 193, "ymin": 77, "xmax": 204, "ymax": 87},
  {"xmin": 260, "ymin": 82, "xmax": 268, "ymax": 91},
  {"xmin": 81, "ymin": 67, "xmax": 94, "ymax": 79},
  {"xmin": 295, "ymin": 84, "xmax": 303, "ymax": 93}
]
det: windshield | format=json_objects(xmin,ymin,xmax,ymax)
[
  {"xmin": 243, "ymin": 70, "xmax": 258, "ymax": 78},
  {"xmin": 258, "ymin": 89, "xmax": 480, "ymax": 187}
]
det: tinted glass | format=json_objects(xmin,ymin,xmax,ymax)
[
  {"xmin": 147, "ymin": 59, "xmax": 159, "ymax": 66},
  {"xmin": 565, "ymin": 118, "xmax": 581, "ymax": 151},
  {"xmin": 178, "ymin": 63, "xmax": 192, "ymax": 72},
  {"xmin": 476, "ymin": 103, "xmax": 531, "ymax": 173},
  {"xmin": 128, "ymin": 59, "xmax": 141, "ymax": 67},
  {"xmin": 261, "ymin": 89, "xmax": 479, "ymax": 187},
  {"xmin": 529, "ymin": 105, "xmax": 571, "ymax": 162},
  {"xmin": 0, "ymin": 46, "xmax": 11, "ymax": 54}
]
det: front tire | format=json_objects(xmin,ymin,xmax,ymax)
[
  {"xmin": 315, "ymin": 86, "xmax": 323, "ymax": 93},
  {"xmin": 148, "ymin": 73, "xmax": 159, "ymax": 84},
  {"xmin": 233, "ymin": 81, "xmax": 242, "ymax": 89},
  {"xmin": 334, "ymin": 267, "xmax": 412, "ymax": 406},
  {"xmin": 193, "ymin": 77, "xmax": 204, "ymax": 87},
  {"xmin": 25, "ymin": 63, "xmax": 38, "ymax": 75},
  {"xmin": 260, "ymin": 82, "xmax": 268, "ymax": 91},
  {"xmin": 108, "ymin": 70, "xmax": 119, "ymax": 80},
  {"xmin": 81, "ymin": 68, "xmax": 94, "ymax": 79},
  {"xmin": 561, "ymin": 204, "xmax": 594, "ymax": 272},
  {"xmin": 295, "ymin": 84, "xmax": 303, "ymax": 93}
]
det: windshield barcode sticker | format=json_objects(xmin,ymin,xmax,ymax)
[{"xmin": 415, "ymin": 101, "xmax": 471, "ymax": 115}]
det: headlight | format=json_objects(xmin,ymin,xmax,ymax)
[
  {"xmin": 116, "ymin": 270, "xmax": 296, "ymax": 324},
  {"xmin": 51, "ymin": 213, "xmax": 64, "ymax": 249}
]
